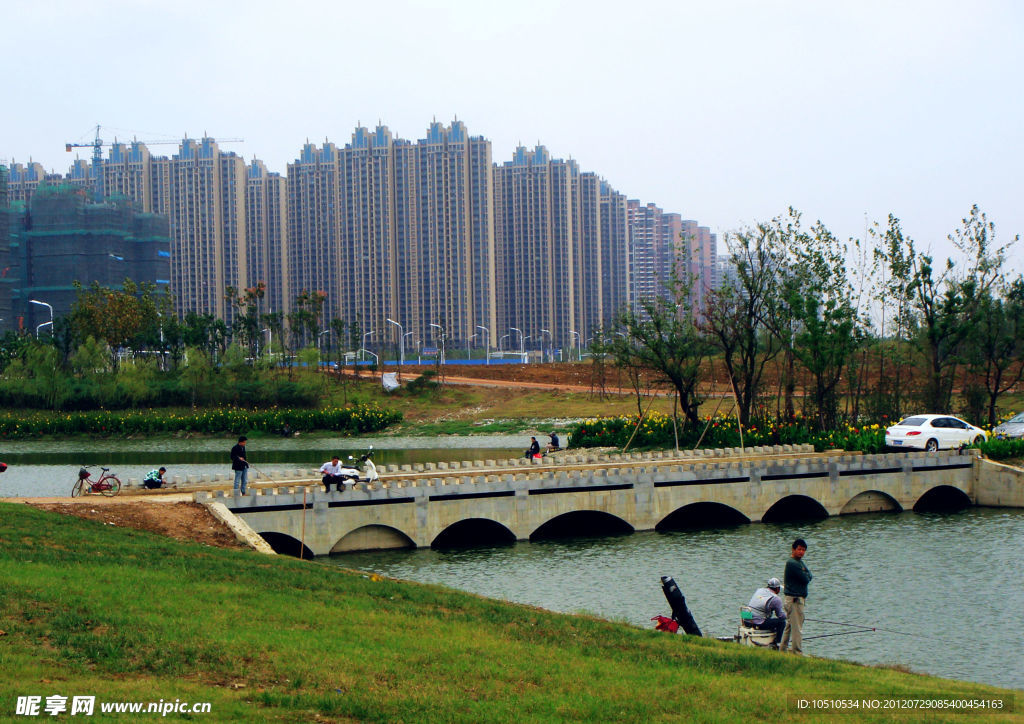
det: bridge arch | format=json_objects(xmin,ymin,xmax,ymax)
[
  {"xmin": 656, "ymin": 502, "xmax": 750, "ymax": 531},
  {"xmin": 914, "ymin": 485, "xmax": 972, "ymax": 513},
  {"xmin": 840, "ymin": 490, "xmax": 902, "ymax": 515},
  {"xmin": 530, "ymin": 510, "xmax": 633, "ymax": 541},
  {"xmin": 432, "ymin": 518, "xmax": 517, "ymax": 549},
  {"xmin": 258, "ymin": 531, "xmax": 315, "ymax": 559},
  {"xmin": 762, "ymin": 495, "xmax": 828, "ymax": 523},
  {"xmin": 330, "ymin": 525, "xmax": 415, "ymax": 554}
]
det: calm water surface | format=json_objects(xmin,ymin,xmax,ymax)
[{"xmin": 339, "ymin": 508, "xmax": 1024, "ymax": 691}]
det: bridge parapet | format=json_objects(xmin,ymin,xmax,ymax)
[{"xmin": 204, "ymin": 447, "xmax": 986, "ymax": 555}]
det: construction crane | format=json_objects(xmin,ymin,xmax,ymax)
[{"xmin": 64, "ymin": 124, "xmax": 243, "ymax": 199}]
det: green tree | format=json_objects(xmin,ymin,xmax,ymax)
[
  {"xmin": 615, "ymin": 292, "xmax": 710, "ymax": 426},
  {"xmin": 701, "ymin": 221, "xmax": 784, "ymax": 426},
  {"xmin": 965, "ymin": 278, "xmax": 1024, "ymax": 425}
]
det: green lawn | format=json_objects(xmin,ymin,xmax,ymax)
[{"xmin": 0, "ymin": 505, "xmax": 1018, "ymax": 723}]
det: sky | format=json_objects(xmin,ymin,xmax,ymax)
[{"xmin": 4, "ymin": 0, "xmax": 1022, "ymax": 274}]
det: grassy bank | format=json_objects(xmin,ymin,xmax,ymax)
[{"xmin": 0, "ymin": 506, "xmax": 1017, "ymax": 723}]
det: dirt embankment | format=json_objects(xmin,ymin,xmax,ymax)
[{"xmin": 30, "ymin": 501, "xmax": 247, "ymax": 550}]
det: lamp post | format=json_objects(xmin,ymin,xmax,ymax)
[
  {"xmin": 466, "ymin": 333, "xmax": 477, "ymax": 361},
  {"xmin": 570, "ymin": 330, "xmax": 581, "ymax": 362},
  {"xmin": 475, "ymin": 325, "xmax": 490, "ymax": 365},
  {"xmin": 540, "ymin": 328, "xmax": 551, "ymax": 363},
  {"xmin": 498, "ymin": 333, "xmax": 510, "ymax": 353},
  {"xmin": 29, "ymin": 299, "xmax": 53, "ymax": 339},
  {"xmin": 522, "ymin": 335, "xmax": 531, "ymax": 364},
  {"xmin": 404, "ymin": 331, "xmax": 415, "ymax": 361},
  {"xmin": 386, "ymin": 318, "xmax": 404, "ymax": 369},
  {"xmin": 362, "ymin": 330, "xmax": 375, "ymax": 363},
  {"xmin": 429, "ymin": 323, "xmax": 446, "ymax": 366},
  {"xmin": 510, "ymin": 327, "xmax": 523, "ymax": 361}
]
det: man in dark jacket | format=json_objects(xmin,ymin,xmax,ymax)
[
  {"xmin": 230, "ymin": 436, "xmax": 249, "ymax": 495},
  {"xmin": 780, "ymin": 538, "xmax": 812, "ymax": 655}
]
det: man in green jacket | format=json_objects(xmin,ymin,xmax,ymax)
[{"xmin": 779, "ymin": 538, "xmax": 812, "ymax": 655}]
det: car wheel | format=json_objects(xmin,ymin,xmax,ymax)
[
  {"xmin": 925, "ymin": 439, "xmax": 939, "ymax": 452},
  {"xmin": 972, "ymin": 435, "xmax": 983, "ymax": 445}
]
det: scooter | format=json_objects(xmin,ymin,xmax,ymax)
[{"xmin": 337, "ymin": 446, "xmax": 380, "ymax": 486}]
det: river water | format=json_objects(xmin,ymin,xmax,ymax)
[{"xmin": 339, "ymin": 507, "xmax": 1024, "ymax": 691}]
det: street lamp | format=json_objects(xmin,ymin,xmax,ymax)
[
  {"xmin": 540, "ymin": 328, "xmax": 551, "ymax": 363},
  {"xmin": 362, "ymin": 330, "xmax": 375, "ymax": 363},
  {"xmin": 570, "ymin": 330, "xmax": 581, "ymax": 361},
  {"xmin": 466, "ymin": 333, "xmax": 477, "ymax": 360},
  {"xmin": 522, "ymin": 335, "xmax": 531, "ymax": 363},
  {"xmin": 510, "ymin": 327, "xmax": 523, "ymax": 358},
  {"xmin": 498, "ymin": 333, "xmax": 510, "ymax": 353},
  {"xmin": 386, "ymin": 318, "xmax": 404, "ymax": 368},
  {"xmin": 29, "ymin": 299, "xmax": 53, "ymax": 338},
  {"xmin": 404, "ymin": 331, "xmax": 415, "ymax": 361},
  {"xmin": 475, "ymin": 325, "xmax": 490, "ymax": 365},
  {"xmin": 429, "ymin": 323, "xmax": 446, "ymax": 366}
]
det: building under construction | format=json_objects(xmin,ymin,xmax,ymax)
[{"xmin": 0, "ymin": 182, "xmax": 170, "ymax": 333}]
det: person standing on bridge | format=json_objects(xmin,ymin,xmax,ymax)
[
  {"xmin": 779, "ymin": 538, "xmax": 812, "ymax": 655},
  {"xmin": 230, "ymin": 436, "xmax": 249, "ymax": 495}
]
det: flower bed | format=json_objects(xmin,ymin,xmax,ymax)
[
  {"xmin": 0, "ymin": 403, "xmax": 402, "ymax": 438},
  {"xmin": 567, "ymin": 413, "xmax": 888, "ymax": 453}
]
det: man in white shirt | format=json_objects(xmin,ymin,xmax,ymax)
[{"xmin": 319, "ymin": 455, "xmax": 348, "ymax": 493}]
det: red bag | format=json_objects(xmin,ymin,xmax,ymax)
[{"xmin": 652, "ymin": 615, "xmax": 679, "ymax": 633}]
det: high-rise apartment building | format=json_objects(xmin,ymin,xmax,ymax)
[
  {"xmin": 7, "ymin": 119, "xmax": 714, "ymax": 351},
  {"xmin": 246, "ymin": 160, "xmax": 289, "ymax": 316},
  {"xmin": 163, "ymin": 138, "xmax": 247, "ymax": 320},
  {"xmin": 678, "ymin": 220, "xmax": 717, "ymax": 318},
  {"xmin": 599, "ymin": 180, "xmax": 630, "ymax": 328},
  {"xmin": 493, "ymin": 145, "xmax": 581, "ymax": 354},
  {"xmin": 412, "ymin": 121, "xmax": 494, "ymax": 349}
]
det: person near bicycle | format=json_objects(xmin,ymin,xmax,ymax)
[{"xmin": 143, "ymin": 467, "xmax": 167, "ymax": 490}]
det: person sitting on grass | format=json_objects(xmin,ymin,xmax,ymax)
[{"xmin": 143, "ymin": 467, "xmax": 167, "ymax": 489}]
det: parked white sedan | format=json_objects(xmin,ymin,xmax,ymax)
[{"xmin": 885, "ymin": 414, "xmax": 988, "ymax": 451}]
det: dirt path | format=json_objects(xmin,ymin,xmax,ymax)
[{"xmin": 24, "ymin": 495, "xmax": 247, "ymax": 550}]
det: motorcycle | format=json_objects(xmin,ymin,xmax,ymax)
[{"xmin": 336, "ymin": 446, "xmax": 380, "ymax": 486}]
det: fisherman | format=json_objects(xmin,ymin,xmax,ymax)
[
  {"xmin": 780, "ymin": 538, "xmax": 812, "ymax": 655},
  {"xmin": 525, "ymin": 436, "xmax": 541, "ymax": 459},
  {"xmin": 747, "ymin": 576, "xmax": 786, "ymax": 647},
  {"xmin": 143, "ymin": 467, "xmax": 168, "ymax": 489},
  {"xmin": 546, "ymin": 431, "xmax": 561, "ymax": 453}
]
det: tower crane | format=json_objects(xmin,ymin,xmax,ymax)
[{"xmin": 64, "ymin": 124, "xmax": 243, "ymax": 199}]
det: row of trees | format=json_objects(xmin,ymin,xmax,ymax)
[{"xmin": 605, "ymin": 206, "xmax": 1023, "ymax": 430}]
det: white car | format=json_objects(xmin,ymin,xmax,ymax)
[{"xmin": 885, "ymin": 414, "xmax": 987, "ymax": 451}]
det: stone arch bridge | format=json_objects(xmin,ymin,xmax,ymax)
[{"xmin": 201, "ymin": 446, "xmax": 1021, "ymax": 556}]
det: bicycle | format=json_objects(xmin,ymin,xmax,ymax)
[{"xmin": 71, "ymin": 466, "xmax": 122, "ymax": 497}]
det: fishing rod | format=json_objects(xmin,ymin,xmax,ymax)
[
  {"xmin": 803, "ymin": 629, "xmax": 876, "ymax": 641},
  {"xmin": 805, "ymin": 617, "xmax": 915, "ymax": 638}
]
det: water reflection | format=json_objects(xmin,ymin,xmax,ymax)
[{"xmin": 338, "ymin": 508, "xmax": 1024, "ymax": 690}]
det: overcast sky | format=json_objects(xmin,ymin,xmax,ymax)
[{"xmin": 5, "ymin": 0, "xmax": 1022, "ymax": 273}]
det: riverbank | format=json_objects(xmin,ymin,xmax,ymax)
[{"xmin": 0, "ymin": 504, "xmax": 1018, "ymax": 723}]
